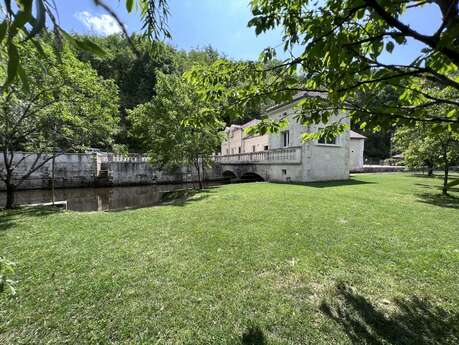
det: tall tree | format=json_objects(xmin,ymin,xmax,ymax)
[
  {"xmin": 76, "ymin": 36, "xmax": 225, "ymax": 150},
  {"xmin": 76, "ymin": 35, "xmax": 181, "ymax": 148},
  {"xmin": 394, "ymin": 123, "xmax": 459, "ymax": 195},
  {"xmin": 0, "ymin": 43, "xmax": 119, "ymax": 208},
  {"xmin": 128, "ymin": 73, "xmax": 224, "ymax": 189}
]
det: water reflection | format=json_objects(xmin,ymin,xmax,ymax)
[{"xmin": 0, "ymin": 184, "xmax": 217, "ymax": 212}]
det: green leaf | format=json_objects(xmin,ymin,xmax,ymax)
[
  {"xmin": 447, "ymin": 109, "xmax": 456, "ymax": 118},
  {"xmin": 24, "ymin": 0, "xmax": 46, "ymax": 40},
  {"xmin": 17, "ymin": 0, "xmax": 33, "ymax": 15},
  {"xmin": 393, "ymin": 35, "xmax": 406, "ymax": 44},
  {"xmin": 5, "ymin": 43, "xmax": 19, "ymax": 87},
  {"xmin": 386, "ymin": 41, "xmax": 394, "ymax": 53},
  {"xmin": 0, "ymin": 21, "xmax": 7, "ymax": 45},
  {"xmin": 17, "ymin": 64, "xmax": 30, "ymax": 93},
  {"xmin": 126, "ymin": 0, "xmax": 134, "ymax": 12},
  {"xmin": 12, "ymin": 10, "xmax": 30, "ymax": 31},
  {"xmin": 75, "ymin": 38, "xmax": 106, "ymax": 57}
]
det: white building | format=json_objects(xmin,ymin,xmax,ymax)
[
  {"xmin": 218, "ymin": 93, "xmax": 365, "ymax": 182},
  {"xmin": 349, "ymin": 131, "xmax": 367, "ymax": 172}
]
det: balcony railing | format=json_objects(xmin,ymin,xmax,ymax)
[
  {"xmin": 214, "ymin": 146, "xmax": 302, "ymax": 164},
  {"xmin": 98, "ymin": 153, "xmax": 150, "ymax": 163}
]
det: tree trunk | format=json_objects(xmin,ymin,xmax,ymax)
[
  {"xmin": 195, "ymin": 158, "xmax": 203, "ymax": 190},
  {"xmin": 427, "ymin": 161, "xmax": 434, "ymax": 176},
  {"xmin": 51, "ymin": 154, "xmax": 56, "ymax": 205},
  {"xmin": 5, "ymin": 181, "xmax": 16, "ymax": 209},
  {"xmin": 197, "ymin": 163, "xmax": 203, "ymax": 190},
  {"xmin": 442, "ymin": 162, "xmax": 449, "ymax": 196}
]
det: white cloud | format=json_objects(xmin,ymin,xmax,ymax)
[{"xmin": 75, "ymin": 11, "xmax": 124, "ymax": 36}]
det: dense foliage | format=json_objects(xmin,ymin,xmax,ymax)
[
  {"xmin": 187, "ymin": 0, "xmax": 459, "ymax": 141},
  {"xmin": 128, "ymin": 73, "xmax": 224, "ymax": 188},
  {"xmin": 0, "ymin": 42, "xmax": 119, "ymax": 208},
  {"xmin": 394, "ymin": 123, "xmax": 459, "ymax": 194},
  {"xmin": 76, "ymin": 36, "xmax": 223, "ymax": 149}
]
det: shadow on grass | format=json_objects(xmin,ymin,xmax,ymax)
[
  {"xmin": 301, "ymin": 178, "xmax": 375, "ymax": 188},
  {"xmin": 410, "ymin": 173, "xmax": 459, "ymax": 179},
  {"xmin": 320, "ymin": 283, "xmax": 459, "ymax": 345},
  {"xmin": 0, "ymin": 206, "xmax": 60, "ymax": 232},
  {"xmin": 108, "ymin": 187, "xmax": 220, "ymax": 212},
  {"xmin": 414, "ymin": 183, "xmax": 459, "ymax": 194},
  {"xmin": 415, "ymin": 193, "xmax": 459, "ymax": 209},
  {"xmin": 160, "ymin": 188, "xmax": 216, "ymax": 207},
  {"xmin": 241, "ymin": 326, "xmax": 267, "ymax": 345}
]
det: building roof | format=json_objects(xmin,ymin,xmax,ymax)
[
  {"xmin": 241, "ymin": 119, "xmax": 261, "ymax": 129},
  {"xmin": 350, "ymin": 130, "xmax": 366, "ymax": 139}
]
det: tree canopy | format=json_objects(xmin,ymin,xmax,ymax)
[
  {"xmin": 128, "ymin": 72, "xmax": 224, "ymax": 188},
  {"xmin": 187, "ymin": 0, "xmax": 459, "ymax": 140},
  {"xmin": 394, "ymin": 123, "xmax": 459, "ymax": 195},
  {"xmin": 0, "ymin": 41, "xmax": 119, "ymax": 208},
  {"xmin": 75, "ymin": 35, "xmax": 225, "ymax": 150}
]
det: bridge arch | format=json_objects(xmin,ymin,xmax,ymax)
[
  {"xmin": 222, "ymin": 170, "xmax": 237, "ymax": 179},
  {"xmin": 240, "ymin": 172, "xmax": 264, "ymax": 182}
]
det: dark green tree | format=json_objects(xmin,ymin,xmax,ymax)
[
  {"xmin": 128, "ymin": 73, "xmax": 224, "ymax": 189},
  {"xmin": 0, "ymin": 43, "xmax": 119, "ymax": 208},
  {"xmin": 394, "ymin": 123, "xmax": 459, "ymax": 195}
]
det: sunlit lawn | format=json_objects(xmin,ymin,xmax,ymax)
[{"xmin": 1, "ymin": 173, "xmax": 458, "ymax": 344}]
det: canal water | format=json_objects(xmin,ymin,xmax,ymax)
[{"xmin": 0, "ymin": 183, "xmax": 222, "ymax": 212}]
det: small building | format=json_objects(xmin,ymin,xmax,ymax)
[
  {"xmin": 349, "ymin": 130, "xmax": 366, "ymax": 172},
  {"xmin": 218, "ymin": 93, "xmax": 366, "ymax": 182}
]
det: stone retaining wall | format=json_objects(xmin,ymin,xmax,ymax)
[{"xmin": 0, "ymin": 152, "xmax": 220, "ymax": 191}]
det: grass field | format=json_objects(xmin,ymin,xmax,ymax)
[{"xmin": 1, "ymin": 173, "xmax": 458, "ymax": 344}]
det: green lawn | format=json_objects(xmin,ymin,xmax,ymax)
[{"xmin": 1, "ymin": 173, "xmax": 458, "ymax": 344}]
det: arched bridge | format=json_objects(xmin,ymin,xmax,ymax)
[{"xmin": 213, "ymin": 146, "xmax": 303, "ymax": 182}]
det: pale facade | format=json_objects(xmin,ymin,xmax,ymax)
[
  {"xmin": 219, "ymin": 93, "xmax": 365, "ymax": 182},
  {"xmin": 221, "ymin": 120, "xmax": 269, "ymax": 155},
  {"xmin": 349, "ymin": 131, "xmax": 366, "ymax": 172}
]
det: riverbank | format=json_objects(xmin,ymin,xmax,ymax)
[{"xmin": 1, "ymin": 173, "xmax": 458, "ymax": 344}]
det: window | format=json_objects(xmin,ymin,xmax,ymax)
[
  {"xmin": 282, "ymin": 130, "xmax": 290, "ymax": 147},
  {"xmin": 231, "ymin": 148, "xmax": 234, "ymax": 154},
  {"xmin": 252, "ymin": 145, "xmax": 256, "ymax": 152},
  {"xmin": 282, "ymin": 169, "xmax": 287, "ymax": 175},
  {"xmin": 238, "ymin": 147, "xmax": 241, "ymax": 154},
  {"xmin": 264, "ymin": 145, "xmax": 269, "ymax": 151}
]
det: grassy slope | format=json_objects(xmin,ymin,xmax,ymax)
[{"xmin": 0, "ymin": 173, "xmax": 458, "ymax": 344}]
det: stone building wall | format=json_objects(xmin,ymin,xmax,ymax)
[{"xmin": 0, "ymin": 152, "xmax": 218, "ymax": 191}]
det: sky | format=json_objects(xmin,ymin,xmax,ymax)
[{"xmin": 57, "ymin": 0, "xmax": 442, "ymax": 64}]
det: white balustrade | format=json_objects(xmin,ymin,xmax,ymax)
[{"xmin": 214, "ymin": 146, "xmax": 302, "ymax": 164}]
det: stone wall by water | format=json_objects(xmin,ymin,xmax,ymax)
[{"xmin": 0, "ymin": 152, "xmax": 220, "ymax": 191}]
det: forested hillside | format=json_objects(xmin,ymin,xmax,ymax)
[{"xmin": 74, "ymin": 35, "xmax": 223, "ymax": 150}]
